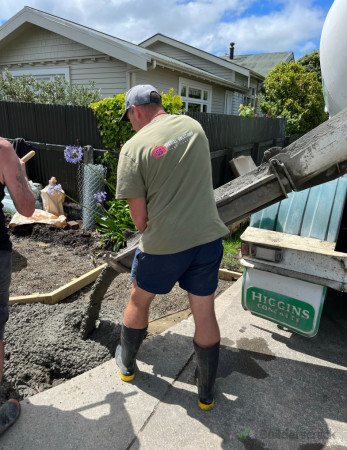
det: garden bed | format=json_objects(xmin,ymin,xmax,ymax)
[{"xmin": 1, "ymin": 220, "xmax": 234, "ymax": 403}]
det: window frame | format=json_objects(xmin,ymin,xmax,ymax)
[
  {"xmin": 244, "ymin": 86, "xmax": 257, "ymax": 107},
  {"xmin": 5, "ymin": 67, "xmax": 70, "ymax": 82},
  {"xmin": 179, "ymin": 77, "xmax": 212, "ymax": 113},
  {"xmin": 224, "ymin": 90, "xmax": 234, "ymax": 115}
]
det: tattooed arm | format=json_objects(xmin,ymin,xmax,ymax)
[{"xmin": 0, "ymin": 139, "xmax": 35, "ymax": 217}]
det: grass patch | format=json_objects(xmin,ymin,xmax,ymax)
[{"xmin": 221, "ymin": 225, "xmax": 247, "ymax": 272}]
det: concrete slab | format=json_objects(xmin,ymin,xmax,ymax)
[
  {"xmin": 1, "ymin": 279, "xmax": 346, "ymax": 450},
  {"xmin": 137, "ymin": 281, "xmax": 347, "ymax": 450}
]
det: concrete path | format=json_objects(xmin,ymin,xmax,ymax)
[{"xmin": 1, "ymin": 278, "xmax": 346, "ymax": 449}]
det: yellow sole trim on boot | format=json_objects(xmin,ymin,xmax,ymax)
[
  {"xmin": 118, "ymin": 368, "xmax": 135, "ymax": 382},
  {"xmin": 198, "ymin": 399, "xmax": 214, "ymax": 411}
]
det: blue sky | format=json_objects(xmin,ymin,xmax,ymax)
[{"xmin": 0, "ymin": 0, "xmax": 335, "ymax": 60}]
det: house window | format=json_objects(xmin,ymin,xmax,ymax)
[
  {"xmin": 251, "ymin": 87, "xmax": 256, "ymax": 107},
  {"xmin": 5, "ymin": 68, "xmax": 70, "ymax": 82},
  {"xmin": 244, "ymin": 87, "xmax": 256, "ymax": 107},
  {"xmin": 179, "ymin": 77, "xmax": 211, "ymax": 113},
  {"xmin": 224, "ymin": 91, "xmax": 233, "ymax": 115},
  {"xmin": 249, "ymin": 88, "xmax": 257, "ymax": 107}
]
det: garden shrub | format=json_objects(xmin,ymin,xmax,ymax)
[
  {"xmin": 238, "ymin": 103, "xmax": 256, "ymax": 117},
  {"xmin": 0, "ymin": 69, "xmax": 101, "ymax": 105},
  {"xmin": 89, "ymin": 88, "xmax": 185, "ymax": 152},
  {"xmin": 259, "ymin": 61, "xmax": 327, "ymax": 134}
]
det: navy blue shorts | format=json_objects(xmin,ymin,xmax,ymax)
[{"xmin": 130, "ymin": 239, "xmax": 223, "ymax": 296}]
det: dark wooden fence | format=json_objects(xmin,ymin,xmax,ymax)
[
  {"xmin": 187, "ymin": 112, "xmax": 286, "ymax": 187},
  {"xmin": 0, "ymin": 101, "xmax": 287, "ymax": 195},
  {"xmin": 0, "ymin": 101, "xmax": 104, "ymax": 149}
]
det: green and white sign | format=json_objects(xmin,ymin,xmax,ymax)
[{"xmin": 242, "ymin": 268, "xmax": 326, "ymax": 337}]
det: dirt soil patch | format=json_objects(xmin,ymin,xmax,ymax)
[{"xmin": 1, "ymin": 219, "xmax": 233, "ymax": 403}]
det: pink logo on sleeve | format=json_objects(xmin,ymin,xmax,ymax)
[{"xmin": 152, "ymin": 145, "xmax": 167, "ymax": 159}]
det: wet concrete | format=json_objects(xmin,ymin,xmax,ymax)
[{"xmin": 1, "ymin": 279, "xmax": 346, "ymax": 449}]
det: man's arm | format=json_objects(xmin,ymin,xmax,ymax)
[
  {"xmin": 0, "ymin": 139, "xmax": 35, "ymax": 217},
  {"xmin": 127, "ymin": 197, "xmax": 148, "ymax": 233}
]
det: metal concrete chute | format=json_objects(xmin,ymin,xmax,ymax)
[
  {"xmin": 214, "ymin": 107, "xmax": 347, "ymax": 226},
  {"xmin": 270, "ymin": 107, "xmax": 347, "ymax": 191}
]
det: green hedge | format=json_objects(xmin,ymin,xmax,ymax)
[{"xmin": 89, "ymin": 88, "xmax": 185, "ymax": 151}]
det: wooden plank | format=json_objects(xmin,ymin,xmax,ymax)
[
  {"xmin": 49, "ymin": 264, "xmax": 107, "ymax": 304},
  {"xmin": 242, "ymin": 227, "xmax": 338, "ymax": 255},
  {"xmin": 228, "ymin": 217, "xmax": 250, "ymax": 234},
  {"xmin": 218, "ymin": 269, "xmax": 243, "ymax": 281},
  {"xmin": 9, "ymin": 293, "xmax": 53, "ymax": 305},
  {"xmin": 9, "ymin": 264, "xmax": 107, "ymax": 306},
  {"xmin": 241, "ymin": 229, "xmax": 347, "ymax": 290}
]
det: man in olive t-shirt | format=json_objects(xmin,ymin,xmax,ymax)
[{"xmin": 115, "ymin": 85, "xmax": 228, "ymax": 410}]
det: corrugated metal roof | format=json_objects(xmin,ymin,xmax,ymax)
[
  {"xmin": 250, "ymin": 174, "xmax": 347, "ymax": 242},
  {"xmin": 220, "ymin": 52, "xmax": 294, "ymax": 77}
]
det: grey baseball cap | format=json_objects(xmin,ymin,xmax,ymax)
[{"xmin": 119, "ymin": 84, "xmax": 162, "ymax": 121}]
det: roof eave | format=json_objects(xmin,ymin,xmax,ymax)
[
  {"xmin": 140, "ymin": 33, "xmax": 250, "ymax": 77},
  {"xmin": 153, "ymin": 56, "xmax": 249, "ymax": 93},
  {"xmin": 249, "ymin": 70, "xmax": 264, "ymax": 80},
  {"xmin": 0, "ymin": 7, "xmax": 150, "ymax": 70}
]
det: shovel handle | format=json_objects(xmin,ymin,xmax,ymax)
[{"xmin": 21, "ymin": 151, "xmax": 36, "ymax": 163}]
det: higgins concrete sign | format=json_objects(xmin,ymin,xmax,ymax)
[{"xmin": 242, "ymin": 268, "xmax": 326, "ymax": 337}]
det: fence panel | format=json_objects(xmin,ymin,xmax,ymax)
[
  {"xmin": 210, "ymin": 148, "xmax": 234, "ymax": 189},
  {"xmin": 186, "ymin": 112, "xmax": 286, "ymax": 153},
  {"xmin": 34, "ymin": 103, "xmax": 68, "ymax": 145},
  {"xmin": 0, "ymin": 103, "xmax": 10, "ymax": 138},
  {"xmin": 0, "ymin": 101, "xmax": 105, "ymax": 149},
  {"xmin": 65, "ymin": 105, "xmax": 104, "ymax": 148},
  {"xmin": 1, "ymin": 102, "xmax": 288, "ymax": 190},
  {"xmin": 6, "ymin": 102, "xmax": 37, "ymax": 141},
  {"xmin": 0, "ymin": 101, "xmax": 286, "ymax": 154}
]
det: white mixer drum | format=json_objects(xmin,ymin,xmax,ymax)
[{"xmin": 320, "ymin": 0, "xmax": 347, "ymax": 117}]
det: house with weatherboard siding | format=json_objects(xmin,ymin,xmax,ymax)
[
  {"xmin": 0, "ymin": 7, "xmax": 285, "ymax": 115},
  {"xmin": 139, "ymin": 33, "xmax": 265, "ymax": 115}
]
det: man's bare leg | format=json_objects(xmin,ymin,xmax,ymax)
[
  {"xmin": 123, "ymin": 280, "xmax": 156, "ymax": 329},
  {"xmin": 188, "ymin": 293, "xmax": 220, "ymax": 347}
]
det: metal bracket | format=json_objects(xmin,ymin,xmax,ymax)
[{"xmin": 268, "ymin": 158, "xmax": 291, "ymax": 198}]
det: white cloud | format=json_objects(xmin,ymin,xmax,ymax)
[
  {"xmin": 0, "ymin": 0, "xmax": 331, "ymax": 58},
  {"xmin": 211, "ymin": 1, "xmax": 327, "ymax": 56}
]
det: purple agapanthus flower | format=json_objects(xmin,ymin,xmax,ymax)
[
  {"xmin": 64, "ymin": 145, "xmax": 84, "ymax": 164},
  {"xmin": 93, "ymin": 191, "xmax": 107, "ymax": 203},
  {"xmin": 47, "ymin": 183, "xmax": 62, "ymax": 195}
]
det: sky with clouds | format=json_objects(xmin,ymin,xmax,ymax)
[{"xmin": 0, "ymin": 0, "xmax": 334, "ymax": 60}]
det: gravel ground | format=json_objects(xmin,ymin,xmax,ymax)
[{"xmin": 1, "ymin": 221, "xmax": 233, "ymax": 403}]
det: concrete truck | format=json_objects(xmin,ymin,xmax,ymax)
[{"xmin": 223, "ymin": 0, "xmax": 347, "ymax": 337}]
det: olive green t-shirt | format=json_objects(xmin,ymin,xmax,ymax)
[{"xmin": 116, "ymin": 114, "xmax": 229, "ymax": 254}]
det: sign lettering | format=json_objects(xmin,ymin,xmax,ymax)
[{"xmin": 246, "ymin": 287, "xmax": 315, "ymax": 332}]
